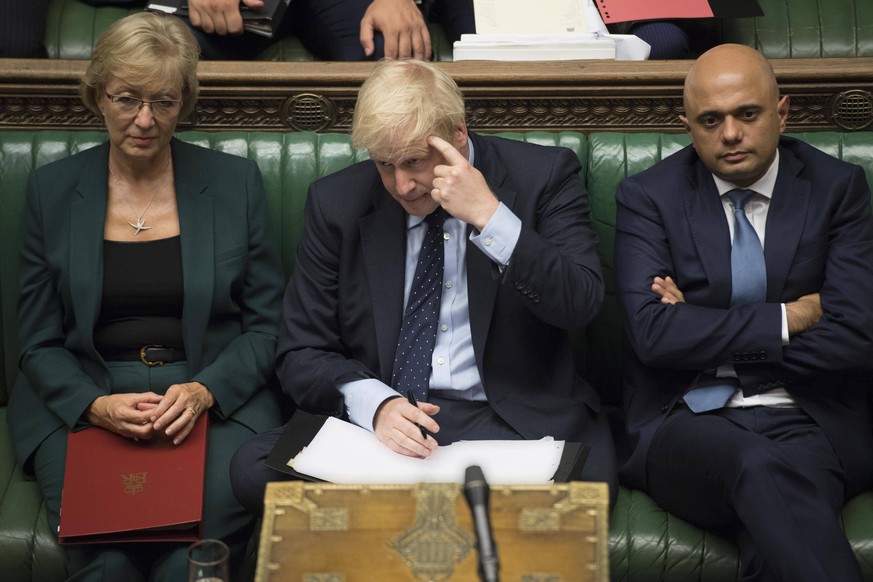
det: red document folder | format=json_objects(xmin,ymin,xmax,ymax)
[
  {"xmin": 59, "ymin": 414, "xmax": 208, "ymax": 544},
  {"xmin": 594, "ymin": 0, "xmax": 763, "ymax": 24}
]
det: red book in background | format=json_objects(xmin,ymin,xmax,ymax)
[
  {"xmin": 594, "ymin": 0, "xmax": 763, "ymax": 24},
  {"xmin": 59, "ymin": 414, "xmax": 208, "ymax": 544}
]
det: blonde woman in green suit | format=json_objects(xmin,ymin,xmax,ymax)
[{"xmin": 8, "ymin": 13, "xmax": 286, "ymax": 580}]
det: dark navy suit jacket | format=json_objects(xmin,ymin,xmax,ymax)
[
  {"xmin": 276, "ymin": 132, "xmax": 605, "ymax": 442},
  {"xmin": 615, "ymin": 136, "xmax": 873, "ymax": 496}
]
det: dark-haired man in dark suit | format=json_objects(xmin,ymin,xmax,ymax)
[{"xmin": 615, "ymin": 43, "xmax": 873, "ymax": 581}]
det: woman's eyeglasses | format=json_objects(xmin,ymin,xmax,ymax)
[{"xmin": 105, "ymin": 93, "xmax": 183, "ymax": 118}]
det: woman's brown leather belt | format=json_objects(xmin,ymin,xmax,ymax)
[{"xmin": 103, "ymin": 345, "xmax": 187, "ymax": 366}]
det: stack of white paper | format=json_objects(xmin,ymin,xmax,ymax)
[
  {"xmin": 454, "ymin": 0, "xmax": 650, "ymax": 61},
  {"xmin": 290, "ymin": 417, "xmax": 565, "ymax": 485},
  {"xmin": 453, "ymin": 33, "xmax": 616, "ymax": 61}
]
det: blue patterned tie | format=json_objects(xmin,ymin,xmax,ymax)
[
  {"xmin": 726, "ymin": 189, "xmax": 767, "ymax": 306},
  {"xmin": 683, "ymin": 189, "xmax": 766, "ymax": 413},
  {"xmin": 391, "ymin": 208, "xmax": 448, "ymax": 402}
]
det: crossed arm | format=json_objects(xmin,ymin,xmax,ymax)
[{"xmin": 652, "ymin": 275, "xmax": 823, "ymax": 337}]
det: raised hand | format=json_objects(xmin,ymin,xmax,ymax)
[{"xmin": 428, "ymin": 135, "xmax": 499, "ymax": 230}]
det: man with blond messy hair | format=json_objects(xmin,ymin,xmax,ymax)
[{"xmin": 230, "ymin": 59, "xmax": 616, "ymax": 513}]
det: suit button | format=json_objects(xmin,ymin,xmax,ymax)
[
  {"xmin": 759, "ymin": 351, "xmax": 767, "ymax": 360},
  {"xmin": 661, "ymin": 404, "xmax": 670, "ymax": 413}
]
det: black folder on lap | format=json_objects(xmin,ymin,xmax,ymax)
[{"xmin": 266, "ymin": 409, "xmax": 589, "ymax": 483}]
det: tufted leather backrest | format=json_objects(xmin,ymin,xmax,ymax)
[
  {"xmin": 720, "ymin": 0, "xmax": 873, "ymax": 57},
  {"xmin": 585, "ymin": 133, "xmax": 692, "ymax": 404},
  {"xmin": 45, "ymin": 0, "xmax": 142, "ymax": 60}
]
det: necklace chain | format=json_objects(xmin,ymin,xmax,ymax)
[{"xmin": 108, "ymin": 157, "xmax": 171, "ymax": 236}]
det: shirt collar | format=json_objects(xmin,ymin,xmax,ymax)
[{"xmin": 712, "ymin": 149, "xmax": 780, "ymax": 200}]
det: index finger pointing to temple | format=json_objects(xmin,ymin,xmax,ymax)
[{"xmin": 428, "ymin": 135, "xmax": 466, "ymax": 165}]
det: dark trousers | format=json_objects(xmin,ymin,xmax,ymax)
[
  {"xmin": 0, "ymin": 0, "xmax": 50, "ymax": 57},
  {"xmin": 32, "ymin": 361, "xmax": 257, "ymax": 582},
  {"xmin": 647, "ymin": 406, "xmax": 862, "ymax": 582},
  {"xmin": 230, "ymin": 394, "xmax": 616, "ymax": 515}
]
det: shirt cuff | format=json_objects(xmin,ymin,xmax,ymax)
[
  {"xmin": 338, "ymin": 378, "xmax": 400, "ymax": 432},
  {"xmin": 780, "ymin": 303, "xmax": 789, "ymax": 345},
  {"xmin": 470, "ymin": 202, "xmax": 521, "ymax": 266}
]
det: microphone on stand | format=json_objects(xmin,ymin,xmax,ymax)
[{"xmin": 463, "ymin": 465, "xmax": 500, "ymax": 582}]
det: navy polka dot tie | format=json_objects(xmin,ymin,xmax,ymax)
[{"xmin": 391, "ymin": 208, "xmax": 448, "ymax": 402}]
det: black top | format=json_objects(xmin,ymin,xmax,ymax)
[{"xmin": 93, "ymin": 236, "xmax": 184, "ymax": 355}]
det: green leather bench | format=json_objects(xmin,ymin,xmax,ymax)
[
  {"xmin": 1, "ymin": 129, "xmax": 872, "ymax": 581},
  {"xmin": 42, "ymin": 0, "xmax": 873, "ymax": 61}
]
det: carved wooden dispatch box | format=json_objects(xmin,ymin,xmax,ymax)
[{"xmin": 255, "ymin": 481, "xmax": 608, "ymax": 582}]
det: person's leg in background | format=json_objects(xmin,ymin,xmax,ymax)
[
  {"xmin": 0, "ymin": 0, "xmax": 50, "ymax": 57},
  {"xmin": 628, "ymin": 21, "xmax": 690, "ymax": 59},
  {"xmin": 290, "ymin": 0, "xmax": 385, "ymax": 61},
  {"xmin": 428, "ymin": 0, "xmax": 475, "ymax": 44}
]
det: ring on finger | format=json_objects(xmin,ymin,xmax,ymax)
[{"xmin": 186, "ymin": 406, "xmax": 197, "ymax": 416}]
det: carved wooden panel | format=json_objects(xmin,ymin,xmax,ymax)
[{"xmin": 1, "ymin": 58, "xmax": 872, "ymax": 134}]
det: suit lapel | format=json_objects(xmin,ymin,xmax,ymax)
[
  {"xmin": 466, "ymin": 134, "xmax": 513, "ymax": 363},
  {"xmin": 69, "ymin": 144, "xmax": 110, "ymax": 350},
  {"xmin": 173, "ymin": 139, "xmax": 214, "ymax": 370},
  {"xmin": 360, "ymin": 184, "xmax": 407, "ymax": 382},
  {"xmin": 762, "ymin": 148, "xmax": 809, "ymax": 300},
  {"xmin": 683, "ymin": 161, "xmax": 734, "ymax": 306}
]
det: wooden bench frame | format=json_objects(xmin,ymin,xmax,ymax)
[{"xmin": 2, "ymin": 58, "xmax": 872, "ymax": 133}]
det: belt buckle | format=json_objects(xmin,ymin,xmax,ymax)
[{"xmin": 140, "ymin": 345, "xmax": 166, "ymax": 366}]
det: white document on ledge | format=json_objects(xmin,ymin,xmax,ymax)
[
  {"xmin": 289, "ymin": 417, "xmax": 564, "ymax": 485},
  {"xmin": 474, "ymin": 0, "xmax": 589, "ymax": 35}
]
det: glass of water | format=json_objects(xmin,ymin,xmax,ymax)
[{"xmin": 188, "ymin": 538, "xmax": 230, "ymax": 582}]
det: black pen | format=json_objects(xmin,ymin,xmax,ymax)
[{"xmin": 405, "ymin": 390, "xmax": 429, "ymax": 440}]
